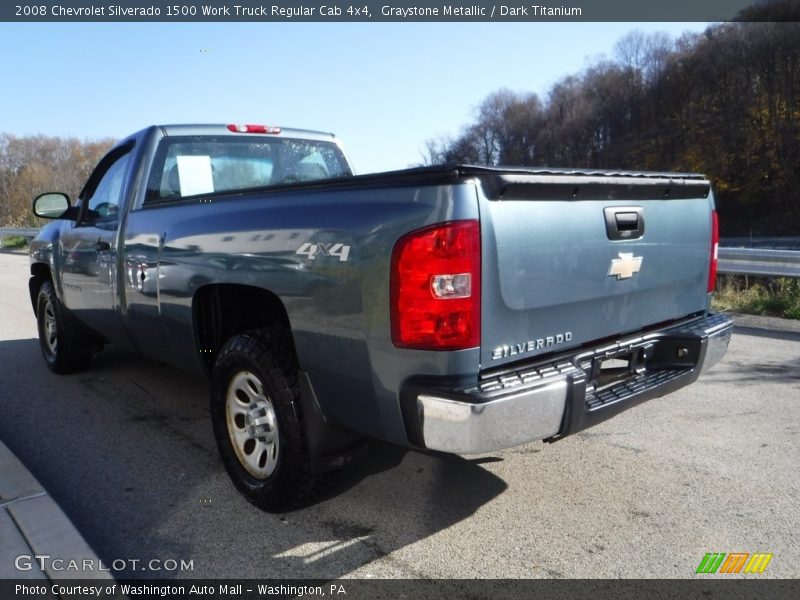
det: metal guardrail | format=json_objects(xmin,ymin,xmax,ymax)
[
  {"xmin": 718, "ymin": 247, "xmax": 800, "ymax": 278},
  {"xmin": 0, "ymin": 227, "xmax": 40, "ymax": 248},
  {"xmin": 0, "ymin": 227, "xmax": 39, "ymax": 238},
  {"xmin": 721, "ymin": 236, "xmax": 800, "ymax": 250}
]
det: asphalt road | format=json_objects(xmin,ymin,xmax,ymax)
[{"xmin": 1, "ymin": 250, "xmax": 798, "ymax": 579}]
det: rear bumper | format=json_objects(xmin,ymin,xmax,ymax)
[{"xmin": 401, "ymin": 313, "xmax": 733, "ymax": 455}]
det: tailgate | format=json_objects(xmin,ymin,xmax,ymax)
[{"xmin": 477, "ymin": 171, "xmax": 714, "ymax": 368}]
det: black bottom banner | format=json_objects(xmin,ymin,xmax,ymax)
[{"xmin": 3, "ymin": 579, "xmax": 800, "ymax": 600}]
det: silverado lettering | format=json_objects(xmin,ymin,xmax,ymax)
[{"xmin": 492, "ymin": 332, "xmax": 574, "ymax": 360}]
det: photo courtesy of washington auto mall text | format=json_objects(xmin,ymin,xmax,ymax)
[{"xmin": 14, "ymin": 583, "xmax": 348, "ymax": 598}]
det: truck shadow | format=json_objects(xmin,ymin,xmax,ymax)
[
  {"xmin": 707, "ymin": 325, "xmax": 800, "ymax": 387},
  {"xmin": 0, "ymin": 338, "xmax": 507, "ymax": 580}
]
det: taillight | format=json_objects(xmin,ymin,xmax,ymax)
[
  {"xmin": 708, "ymin": 209, "xmax": 719, "ymax": 292},
  {"xmin": 226, "ymin": 124, "xmax": 282, "ymax": 134},
  {"xmin": 391, "ymin": 220, "xmax": 481, "ymax": 350}
]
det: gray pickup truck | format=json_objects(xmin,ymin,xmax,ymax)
[{"xmin": 29, "ymin": 124, "xmax": 733, "ymax": 510}]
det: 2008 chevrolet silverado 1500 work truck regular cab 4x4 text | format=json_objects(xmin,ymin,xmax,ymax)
[{"xmin": 29, "ymin": 124, "xmax": 733, "ymax": 510}]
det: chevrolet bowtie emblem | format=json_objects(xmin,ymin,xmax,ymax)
[{"xmin": 608, "ymin": 252, "xmax": 643, "ymax": 279}]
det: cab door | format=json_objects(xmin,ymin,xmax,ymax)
[{"xmin": 59, "ymin": 143, "xmax": 134, "ymax": 346}]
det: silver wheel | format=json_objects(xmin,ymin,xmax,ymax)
[
  {"xmin": 43, "ymin": 297, "xmax": 58, "ymax": 356},
  {"xmin": 225, "ymin": 370, "xmax": 280, "ymax": 479},
  {"xmin": 36, "ymin": 280, "xmax": 92, "ymax": 373}
]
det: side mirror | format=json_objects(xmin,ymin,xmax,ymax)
[{"xmin": 33, "ymin": 192, "xmax": 72, "ymax": 219}]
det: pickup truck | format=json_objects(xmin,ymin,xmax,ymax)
[{"xmin": 29, "ymin": 124, "xmax": 733, "ymax": 510}]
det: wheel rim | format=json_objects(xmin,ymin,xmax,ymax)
[
  {"xmin": 225, "ymin": 370, "xmax": 279, "ymax": 479},
  {"xmin": 42, "ymin": 297, "xmax": 58, "ymax": 356}
]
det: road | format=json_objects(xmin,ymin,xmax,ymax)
[{"xmin": 1, "ymin": 250, "xmax": 798, "ymax": 579}]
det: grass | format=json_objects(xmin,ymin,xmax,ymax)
[
  {"xmin": 0, "ymin": 236, "xmax": 28, "ymax": 249},
  {"xmin": 713, "ymin": 275, "xmax": 800, "ymax": 320}
]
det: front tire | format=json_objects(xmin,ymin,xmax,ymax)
[
  {"xmin": 36, "ymin": 280, "xmax": 91, "ymax": 374},
  {"xmin": 211, "ymin": 330, "xmax": 317, "ymax": 511}
]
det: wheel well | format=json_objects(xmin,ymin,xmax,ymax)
[
  {"xmin": 193, "ymin": 284, "xmax": 293, "ymax": 372},
  {"xmin": 29, "ymin": 263, "xmax": 52, "ymax": 316}
]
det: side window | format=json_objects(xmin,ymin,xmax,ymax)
[{"xmin": 82, "ymin": 150, "xmax": 132, "ymax": 223}]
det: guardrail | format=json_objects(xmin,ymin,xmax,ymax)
[
  {"xmin": 0, "ymin": 227, "xmax": 39, "ymax": 248},
  {"xmin": 718, "ymin": 247, "xmax": 800, "ymax": 278},
  {"xmin": 0, "ymin": 227, "xmax": 39, "ymax": 238},
  {"xmin": 721, "ymin": 236, "xmax": 800, "ymax": 250}
]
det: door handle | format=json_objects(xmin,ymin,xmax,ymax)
[{"xmin": 95, "ymin": 239, "xmax": 111, "ymax": 252}]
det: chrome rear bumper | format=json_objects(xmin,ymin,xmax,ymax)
[{"xmin": 405, "ymin": 313, "xmax": 734, "ymax": 455}]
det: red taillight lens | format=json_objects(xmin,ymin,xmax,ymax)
[
  {"xmin": 708, "ymin": 209, "xmax": 719, "ymax": 292},
  {"xmin": 226, "ymin": 124, "xmax": 281, "ymax": 134},
  {"xmin": 391, "ymin": 220, "xmax": 481, "ymax": 350}
]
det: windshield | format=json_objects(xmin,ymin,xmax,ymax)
[{"xmin": 145, "ymin": 135, "xmax": 351, "ymax": 202}]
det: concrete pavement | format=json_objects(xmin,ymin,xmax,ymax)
[
  {"xmin": 0, "ymin": 440, "xmax": 112, "ymax": 581},
  {"xmin": 1, "ymin": 310, "xmax": 797, "ymax": 580},
  {"xmin": 1, "ymin": 248, "xmax": 110, "ymax": 582}
]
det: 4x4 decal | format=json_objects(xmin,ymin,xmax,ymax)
[{"xmin": 296, "ymin": 242, "xmax": 351, "ymax": 262}]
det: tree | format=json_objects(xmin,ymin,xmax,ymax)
[{"xmin": 0, "ymin": 134, "xmax": 114, "ymax": 226}]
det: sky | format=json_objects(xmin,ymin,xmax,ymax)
[{"xmin": 0, "ymin": 21, "xmax": 709, "ymax": 174}]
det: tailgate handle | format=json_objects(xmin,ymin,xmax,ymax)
[
  {"xmin": 604, "ymin": 207, "xmax": 645, "ymax": 240},
  {"xmin": 615, "ymin": 212, "xmax": 639, "ymax": 230}
]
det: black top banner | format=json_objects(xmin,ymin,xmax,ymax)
[{"xmin": 3, "ymin": 0, "xmax": 798, "ymax": 22}]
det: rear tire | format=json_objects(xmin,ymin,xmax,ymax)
[
  {"xmin": 36, "ymin": 280, "xmax": 91, "ymax": 374},
  {"xmin": 211, "ymin": 329, "xmax": 317, "ymax": 511}
]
